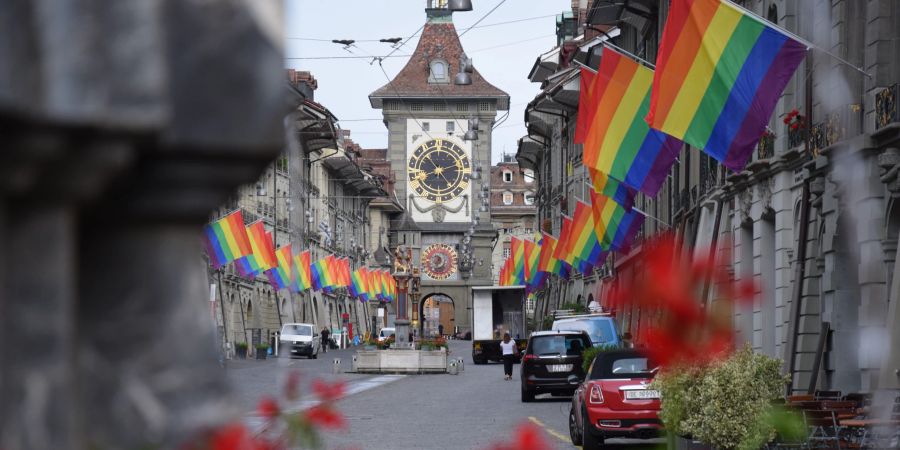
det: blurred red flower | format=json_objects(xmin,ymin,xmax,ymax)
[
  {"xmin": 304, "ymin": 405, "xmax": 346, "ymax": 429},
  {"xmin": 488, "ymin": 423, "xmax": 551, "ymax": 450},
  {"xmin": 311, "ymin": 379, "xmax": 346, "ymax": 402},
  {"xmin": 610, "ymin": 234, "xmax": 752, "ymax": 367},
  {"xmin": 284, "ymin": 371, "xmax": 301, "ymax": 401},
  {"xmin": 257, "ymin": 397, "xmax": 280, "ymax": 419}
]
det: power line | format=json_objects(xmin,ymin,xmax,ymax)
[
  {"xmin": 468, "ymin": 33, "xmax": 556, "ymax": 53},
  {"xmin": 284, "ymin": 54, "xmax": 410, "ymax": 60},
  {"xmin": 284, "ymin": 13, "xmax": 556, "ymax": 44},
  {"xmin": 458, "ymin": 0, "xmax": 508, "ymax": 38}
]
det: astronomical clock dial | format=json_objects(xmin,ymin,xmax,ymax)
[
  {"xmin": 407, "ymin": 139, "xmax": 471, "ymax": 203},
  {"xmin": 421, "ymin": 243, "xmax": 458, "ymax": 280}
]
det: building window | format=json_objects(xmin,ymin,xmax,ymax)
[
  {"xmin": 446, "ymin": 121, "xmax": 455, "ymax": 133},
  {"xmin": 479, "ymin": 101, "xmax": 491, "ymax": 111},
  {"xmin": 524, "ymin": 191, "xmax": 535, "ymax": 205},
  {"xmin": 411, "ymin": 102, "xmax": 423, "ymax": 111},
  {"xmin": 456, "ymin": 103, "xmax": 468, "ymax": 112},
  {"xmin": 503, "ymin": 247, "xmax": 511, "ymax": 258},
  {"xmin": 433, "ymin": 102, "xmax": 446, "ymax": 111},
  {"xmin": 502, "ymin": 171, "xmax": 512, "ymax": 183},
  {"xmin": 502, "ymin": 191, "xmax": 513, "ymax": 205},
  {"xmin": 523, "ymin": 228, "xmax": 533, "ymax": 235},
  {"xmin": 421, "ymin": 121, "xmax": 430, "ymax": 131},
  {"xmin": 523, "ymin": 169, "xmax": 535, "ymax": 184},
  {"xmin": 429, "ymin": 60, "xmax": 449, "ymax": 83}
]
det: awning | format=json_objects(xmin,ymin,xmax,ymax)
[
  {"xmin": 587, "ymin": 0, "xmax": 656, "ymax": 35},
  {"xmin": 321, "ymin": 148, "xmax": 385, "ymax": 197},
  {"xmin": 525, "ymin": 105, "xmax": 555, "ymax": 140},
  {"xmin": 548, "ymin": 69, "xmax": 581, "ymax": 110},
  {"xmin": 573, "ymin": 27, "xmax": 621, "ymax": 69},
  {"xmin": 516, "ymin": 136, "xmax": 545, "ymax": 171},
  {"xmin": 528, "ymin": 47, "xmax": 561, "ymax": 83},
  {"xmin": 295, "ymin": 100, "xmax": 339, "ymax": 154}
]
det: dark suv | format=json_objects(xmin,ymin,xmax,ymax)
[{"xmin": 520, "ymin": 330, "xmax": 592, "ymax": 402}]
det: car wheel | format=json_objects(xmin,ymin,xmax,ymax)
[
  {"xmin": 520, "ymin": 387, "xmax": 534, "ymax": 403},
  {"xmin": 473, "ymin": 358, "xmax": 486, "ymax": 365},
  {"xmin": 582, "ymin": 408, "xmax": 604, "ymax": 449},
  {"xmin": 569, "ymin": 407, "xmax": 583, "ymax": 446}
]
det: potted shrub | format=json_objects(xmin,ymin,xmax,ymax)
[
  {"xmin": 255, "ymin": 343, "xmax": 269, "ymax": 360},
  {"xmin": 362, "ymin": 338, "xmax": 378, "ymax": 351},
  {"xmin": 653, "ymin": 345, "xmax": 790, "ymax": 450},
  {"xmin": 234, "ymin": 342, "xmax": 248, "ymax": 359}
]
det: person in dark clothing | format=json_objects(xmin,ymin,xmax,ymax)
[
  {"xmin": 320, "ymin": 327, "xmax": 330, "ymax": 353},
  {"xmin": 438, "ymin": 324, "xmax": 444, "ymax": 338}
]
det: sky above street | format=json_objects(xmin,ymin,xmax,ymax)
[{"xmin": 284, "ymin": 0, "xmax": 571, "ymax": 163}]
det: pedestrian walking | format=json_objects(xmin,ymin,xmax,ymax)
[
  {"xmin": 320, "ymin": 327, "xmax": 330, "ymax": 353},
  {"xmin": 499, "ymin": 332, "xmax": 518, "ymax": 380},
  {"xmin": 438, "ymin": 324, "xmax": 444, "ymax": 338}
]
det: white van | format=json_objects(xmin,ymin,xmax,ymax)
[
  {"xmin": 280, "ymin": 323, "xmax": 319, "ymax": 359},
  {"xmin": 377, "ymin": 327, "xmax": 395, "ymax": 343}
]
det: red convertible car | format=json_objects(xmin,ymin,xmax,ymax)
[{"xmin": 569, "ymin": 349, "xmax": 663, "ymax": 448}]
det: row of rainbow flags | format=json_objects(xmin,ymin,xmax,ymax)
[
  {"xmin": 501, "ymin": 0, "xmax": 806, "ymax": 287},
  {"xmin": 204, "ymin": 209, "xmax": 396, "ymax": 302}
]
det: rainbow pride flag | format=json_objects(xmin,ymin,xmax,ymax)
[
  {"xmin": 589, "ymin": 168, "xmax": 636, "ymax": 211},
  {"xmin": 553, "ymin": 215, "xmax": 576, "ymax": 270},
  {"xmin": 235, "ymin": 221, "xmax": 276, "ymax": 279},
  {"xmin": 510, "ymin": 237, "xmax": 527, "ymax": 285},
  {"xmin": 499, "ymin": 258, "xmax": 513, "ymax": 286},
  {"xmin": 349, "ymin": 268, "xmax": 365, "ymax": 301},
  {"xmin": 589, "ymin": 189, "xmax": 645, "ymax": 252},
  {"xmin": 581, "ymin": 49, "xmax": 682, "ymax": 196},
  {"xmin": 204, "ymin": 210, "xmax": 252, "ymax": 269},
  {"xmin": 574, "ymin": 67, "xmax": 598, "ymax": 144},
  {"xmin": 570, "ymin": 200, "xmax": 606, "ymax": 275},
  {"xmin": 266, "ymin": 244, "xmax": 293, "ymax": 291},
  {"xmin": 523, "ymin": 239, "xmax": 540, "ymax": 291},
  {"xmin": 291, "ymin": 250, "xmax": 312, "ymax": 292},
  {"xmin": 310, "ymin": 257, "xmax": 331, "ymax": 292},
  {"xmin": 646, "ymin": 0, "xmax": 806, "ymax": 171}
]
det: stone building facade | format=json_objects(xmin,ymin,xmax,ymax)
[
  {"xmin": 210, "ymin": 72, "xmax": 384, "ymax": 356},
  {"xmin": 489, "ymin": 156, "xmax": 538, "ymax": 284},
  {"xmin": 517, "ymin": 0, "xmax": 900, "ymax": 395}
]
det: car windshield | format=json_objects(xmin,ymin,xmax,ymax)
[
  {"xmin": 590, "ymin": 351, "xmax": 657, "ymax": 380},
  {"xmin": 282, "ymin": 325, "xmax": 312, "ymax": 336},
  {"xmin": 380, "ymin": 329, "xmax": 394, "ymax": 337},
  {"xmin": 530, "ymin": 335, "xmax": 589, "ymax": 356},
  {"xmin": 555, "ymin": 319, "xmax": 616, "ymax": 345}
]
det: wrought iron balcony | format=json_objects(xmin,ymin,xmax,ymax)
[
  {"xmin": 757, "ymin": 132, "xmax": 774, "ymax": 160},
  {"xmin": 876, "ymin": 84, "xmax": 898, "ymax": 130}
]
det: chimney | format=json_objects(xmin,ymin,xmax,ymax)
[{"xmin": 287, "ymin": 69, "xmax": 318, "ymax": 100}]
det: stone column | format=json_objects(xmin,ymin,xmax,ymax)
[{"xmin": 1, "ymin": 205, "xmax": 78, "ymax": 449}]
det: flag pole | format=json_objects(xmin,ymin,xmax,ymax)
[
  {"xmin": 631, "ymin": 206, "xmax": 671, "ymax": 228},
  {"xmin": 722, "ymin": 0, "xmax": 871, "ymax": 79}
]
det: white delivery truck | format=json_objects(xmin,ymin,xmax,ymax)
[{"xmin": 471, "ymin": 285, "xmax": 527, "ymax": 364}]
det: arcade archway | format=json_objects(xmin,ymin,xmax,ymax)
[{"xmin": 418, "ymin": 293, "xmax": 454, "ymax": 338}]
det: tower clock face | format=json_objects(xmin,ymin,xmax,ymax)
[
  {"xmin": 422, "ymin": 243, "xmax": 458, "ymax": 280},
  {"xmin": 407, "ymin": 139, "xmax": 471, "ymax": 203}
]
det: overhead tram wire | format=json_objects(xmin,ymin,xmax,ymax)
[
  {"xmin": 284, "ymin": 13, "xmax": 555, "ymax": 43},
  {"xmin": 457, "ymin": 0, "xmax": 508, "ymax": 38}
]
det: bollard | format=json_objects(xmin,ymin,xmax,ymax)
[
  {"xmin": 351, "ymin": 354, "xmax": 358, "ymax": 372},
  {"xmin": 448, "ymin": 360, "xmax": 458, "ymax": 375},
  {"xmin": 456, "ymin": 357, "xmax": 464, "ymax": 372},
  {"xmin": 332, "ymin": 358, "xmax": 341, "ymax": 374}
]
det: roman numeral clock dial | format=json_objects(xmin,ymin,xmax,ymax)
[{"xmin": 407, "ymin": 139, "xmax": 471, "ymax": 203}]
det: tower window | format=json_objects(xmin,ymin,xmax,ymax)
[
  {"xmin": 446, "ymin": 121, "xmax": 455, "ymax": 132},
  {"xmin": 503, "ymin": 191, "xmax": 513, "ymax": 205},
  {"xmin": 429, "ymin": 59, "xmax": 449, "ymax": 84},
  {"xmin": 502, "ymin": 171, "xmax": 512, "ymax": 183},
  {"xmin": 422, "ymin": 122, "xmax": 430, "ymax": 131}
]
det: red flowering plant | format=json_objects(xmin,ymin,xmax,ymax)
[
  {"xmin": 182, "ymin": 372, "xmax": 346, "ymax": 450},
  {"xmin": 782, "ymin": 108, "xmax": 805, "ymax": 131},
  {"xmin": 486, "ymin": 423, "xmax": 552, "ymax": 450}
]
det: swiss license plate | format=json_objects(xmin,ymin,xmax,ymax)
[
  {"xmin": 625, "ymin": 390, "xmax": 660, "ymax": 400},
  {"xmin": 548, "ymin": 364, "xmax": 573, "ymax": 373}
]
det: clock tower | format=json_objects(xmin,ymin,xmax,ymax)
[{"xmin": 369, "ymin": 1, "xmax": 509, "ymax": 335}]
